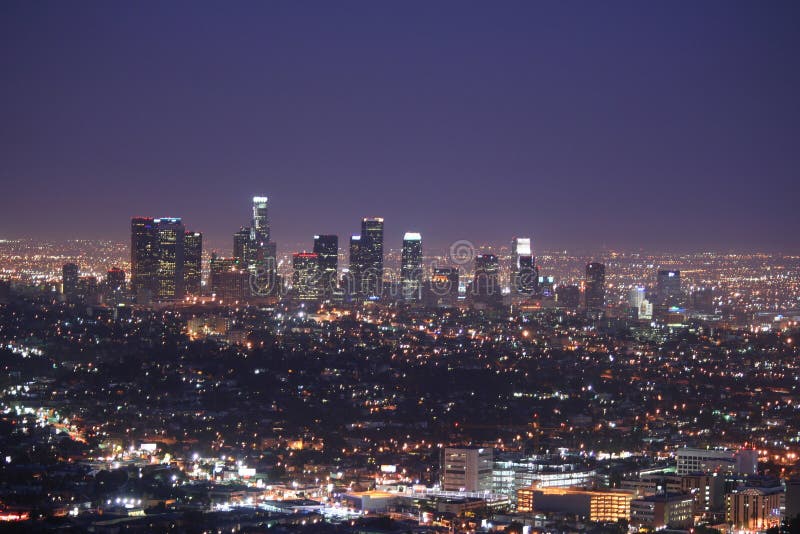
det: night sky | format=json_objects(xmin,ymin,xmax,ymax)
[{"xmin": 1, "ymin": 1, "xmax": 798, "ymax": 253}]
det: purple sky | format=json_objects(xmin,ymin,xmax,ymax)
[{"xmin": 1, "ymin": 1, "xmax": 798, "ymax": 253}]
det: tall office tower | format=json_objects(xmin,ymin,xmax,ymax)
[
  {"xmin": 441, "ymin": 447, "xmax": 494, "ymax": 492},
  {"xmin": 105, "ymin": 267, "xmax": 126, "ymax": 304},
  {"xmin": 313, "ymin": 235, "xmax": 338, "ymax": 300},
  {"xmin": 292, "ymin": 252, "xmax": 320, "ymax": 302},
  {"xmin": 233, "ymin": 227, "xmax": 253, "ymax": 265},
  {"xmin": 511, "ymin": 237, "xmax": 537, "ymax": 295},
  {"xmin": 401, "ymin": 232, "xmax": 423, "ymax": 301},
  {"xmin": 426, "ymin": 267, "xmax": 459, "ymax": 307},
  {"xmin": 629, "ymin": 286, "xmax": 646, "ymax": 309},
  {"xmin": 62, "ymin": 263, "xmax": 79, "ymax": 297},
  {"xmin": 131, "ymin": 217, "xmax": 159, "ymax": 299},
  {"xmin": 209, "ymin": 255, "xmax": 249, "ymax": 302},
  {"xmin": 472, "ymin": 254, "xmax": 501, "ymax": 308},
  {"xmin": 251, "ymin": 196, "xmax": 270, "ymax": 243},
  {"xmin": 155, "ymin": 217, "xmax": 186, "ymax": 300},
  {"xmin": 585, "ymin": 262, "xmax": 606, "ymax": 313},
  {"xmin": 348, "ymin": 235, "xmax": 362, "ymax": 297},
  {"xmin": 183, "ymin": 231, "xmax": 202, "ymax": 296},
  {"xmin": 657, "ymin": 270, "xmax": 683, "ymax": 308},
  {"xmin": 628, "ymin": 285, "xmax": 646, "ymax": 319},
  {"xmin": 359, "ymin": 217, "xmax": 384, "ymax": 299}
]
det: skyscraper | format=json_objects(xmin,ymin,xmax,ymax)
[
  {"xmin": 62, "ymin": 263, "xmax": 79, "ymax": 297},
  {"xmin": 401, "ymin": 232, "xmax": 422, "ymax": 301},
  {"xmin": 472, "ymin": 254, "xmax": 501, "ymax": 308},
  {"xmin": 131, "ymin": 216, "xmax": 200, "ymax": 302},
  {"xmin": 183, "ymin": 231, "xmax": 202, "ymax": 296},
  {"xmin": 105, "ymin": 267, "xmax": 126, "ymax": 305},
  {"xmin": 656, "ymin": 270, "xmax": 682, "ymax": 308},
  {"xmin": 155, "ymin": 218, "xmax": 185, "ymax": 300},
  {"xmin": 348, "ymin": 235, "xmax": 362, "ymax": 298},
  {"xmin": 359, "ymin": 217, "xmax": 384, "ymax": 299},
  {"xmin": 313, "ymin": 235, "xmax": 338, "ymax": 300},
  {"xmin": 209, "ymin": 254, "xmax": 249, "ymax": 302},
  {"xmin": 585, "ymin": 262, "xmax": 606, "ymax": 313},
  {"xmin": 292, "ymin": 252, "xmax": 320, "ymax": 302},
  {"xmin": 251, "ymin": 196, "xmax": 270, "ymax": 243},
  {"xmin": 233, "ymin": 227, "xmax": 254, "ymax": 265},
  {"xmin": 131, "ymin": 217, "xmax": 159, "ymax": 300},
  {"xmin": 511, "ymin": 237, "xmax": 536, "ymax": 296},
  {"xmin": 426, "ymin": 267, "xmax": 459, "ymax": 308}
]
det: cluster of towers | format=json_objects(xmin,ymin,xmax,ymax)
[
  {"xmin": 130, "ymin": 217, "xmax": 202, "ymax": 303},
  {"xmin": 123, "ymin": 196, "xmax": 693, "ymax": 315}
]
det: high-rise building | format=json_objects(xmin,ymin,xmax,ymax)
[
  {"xmin": 233, "ymin": 227, "xmax": 254, "ymax": 265},
  {"xmin": 209, "ymin": 255, "xmax": 249, "ymax": 302},
  {"xmin": 183, "ymin": 231, "xmax": 202, "ymax": 296},
  {"xmin": 251, "ymin": 196, "xmax": 270, "ymax": 243},
  {"xmin": 401, "ymin": 232, "xmax": 422, "ymax": 301},
  {"xmin": 131, "ymin": 216, "xmax": 201, "ymax": 302},
  {"xmin": 313, "ymin": 235, "xmax": 338, "ymax": 300},
  {"xmin": 105, "ymin": 267, "xmax": 126, "ymax": 304},
  {"xmin": 441, "ymin": 447, "xmax": 494, "ymax": 492},
  {"xmin": 359, "ymin": 217, "xmax": 384, "ymax": 299},
  {"xmin": 131, "ymin": 217, "xmax": 159, "ymax": 300},
  {"xmin": 656, "ymin": 270, "xmax": 682, "ymax": 308},
  {"xmin": 511, "ymin": 237, "xmax": 536, "ymax": 296},
  {"xmin": 426, "ymin": 267, "xmax": 459, "ymax": 307},
  {"xmin": 471, "ymin": 254, "xmax": 501, "ymax": 308},
  {"xmin": 348, "ymin": 235, "xmax": 362, "ymax": 298},
  {"xmin": 62, "ymin": 263, "xmax": 79, "ymax": 297},
  {"xmin": 155, "ymin": 217, "xmax": 186, "ymax": 300},
  {"xmin": 725, "ymin": 485, "xmax": 783, "ymax": 531},
  {"xmin": 585, "ymin": 262, "xmax": 606, "ymax": 313},
  {"xmin": 292, "ymin": 252, "xmax": 320, "ymax": 302}
]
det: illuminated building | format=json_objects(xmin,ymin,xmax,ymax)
[
  {"xmin": 131, "ymin": 216, "xmax": 200, "ymax": 302},
  {"xmin": 585, "ymin": 262, "xmax": 605, "ymax": 313},
  {"xmin": 511, "ymin": 237, "xmax": 536, "ymax": 295},
  {"xmin": 155, "ymin": 217, "xmax": 185, "ymax": 300},
  {"xmin": 183, "ymin": 231, "xmax": 202, "ymax": 296},
  {"xmin": 292, "ymin": 252, "xmax": 321, "ymax": 302},
  {"xmin": 233, "ymin": 227, "xmax": 254, "ymax": 265},
  {"xmin": 62, "ymin": 262, "xmax": 79, "ymax": 297},
  {"xmin": 725, "ymin": 485, "xmax": 783, "ymax": 531},
  {"xmin": 209, "ymin": 254, "xmax": 249, "ymax": 302},
  {"xmin": 426, "ymin": 267, "xmax": 459, "ymax": 307},
  {"xmin": 130, "ymin": 217, "xmax": 159, "ymax": 301},
  {"xmin": 105, "ymin": 266, "xmax": 126, "ymax": 304},
  {"xmin": 675, "ymin": 448, "xmax": 757, "ymax": 476},
  {"xmin": 657, "ymin": 269, "xmax": 683, "ymax": 308},
  {"xmin": 471, "ymin": 254, "xmax": 501, "ymax": 309},
  {"xmin": 347, "ymin": 235, "xmax": 362, "ymax": 298},
  {"xmin": 442, "ymin": 447, "xmax": 493, "ymax": 492},
  {"xmin": 401, "ymin": 232, "xmax": 422, "ymax": 301},
  {"xmin": 251, "ymin": 196, "xmax": 270, "ymax": 243},
  {"xmin": 631, "ymin": 493, "xmax": 694, "ymax": 529},
  {"xmin": 313, "ymin": 235, "xmax": 338, "ymax": 300},
  {"xmin": 786, "ymin": 478, "xmax": 800, "ymax": 523},
  {"xmin": 359, "ymin": 217, "xmax": 384, "ymax": 300},
  {"xmin": 516, "ymin": 487, "xmax": 633, "ymax": 522}
]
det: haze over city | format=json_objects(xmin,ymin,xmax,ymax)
[{"xmin": 2, "ymin": 1, "xmax": 799, "ymax": 251}]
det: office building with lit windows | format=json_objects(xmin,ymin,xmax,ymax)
[{"xmin": 401, "ymin": 232, "xmax": 422, "ymax": 301}]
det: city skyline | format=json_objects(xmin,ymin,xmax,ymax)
[{"xmin": 2, "ymin": 2, "xmax": 799, "ymax": 251}]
